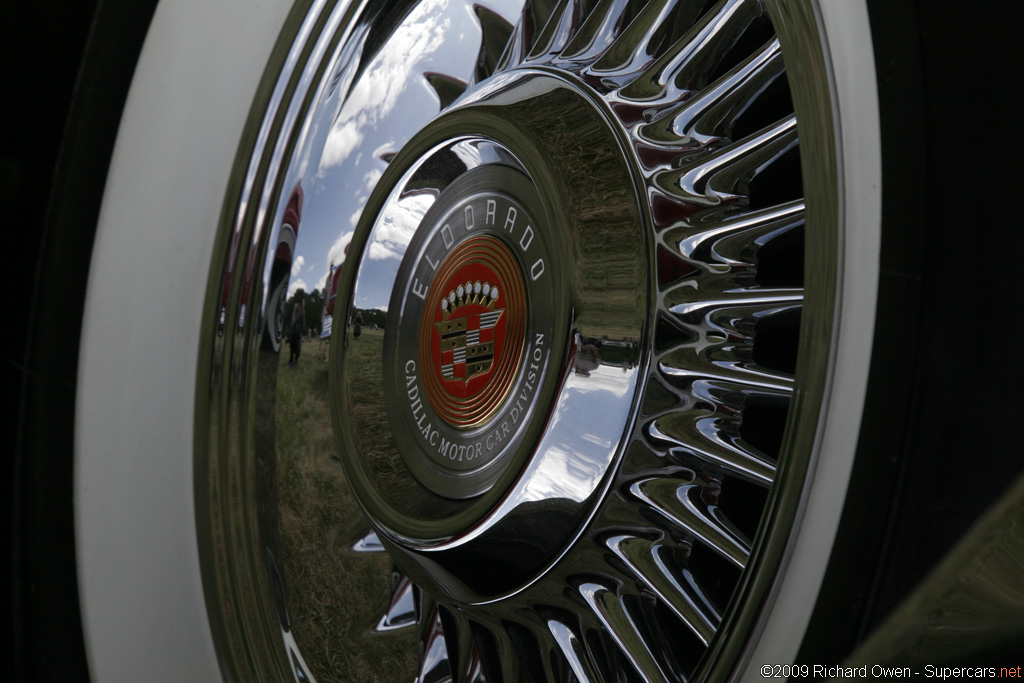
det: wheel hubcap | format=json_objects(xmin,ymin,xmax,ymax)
[
  {"xmin": 339, "ymin": 75, "xmax": 647, "ymax": 602},
  {"xmin": 196, "ymin": 0, "xmax": 842, "ymax": 680},
  {"xmin": 378, "ymin": 158, "xmax": 559, "ymax": 502}
]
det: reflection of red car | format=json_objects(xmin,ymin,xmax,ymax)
[
  {"xmin": 264, "ymin": 184, "xmax": 303, "ymax": 351},
  {"xmin": 320, "ymin": 243, "xmax": 345, "ymax": 338},
  {"xmin": 217, "ymin": 184, "xmax": 302, "ymax": 351}
]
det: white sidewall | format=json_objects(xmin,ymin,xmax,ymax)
[
  {"xmin": 75, "ymin": 1, "xmax": 292, "ymax": 679},
  {"xmin": 741, "ymin": 0, "xmax": 882, "ymax": 675}
]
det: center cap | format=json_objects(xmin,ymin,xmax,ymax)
[
  {"xmin": 420, "ymin": 235, "xmax": 525, "ymax": 429},
  {"xmin": 338, "ymin": 82, "xmax": 641, "ymax": 593},
  {"xmin": 385, "ymin": 166, "xmax": 559, "ymax": 499}
]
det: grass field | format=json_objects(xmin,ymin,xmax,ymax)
[{"xmin": 273, "ymin": 329, "xmax": 418, "ymax": 681}]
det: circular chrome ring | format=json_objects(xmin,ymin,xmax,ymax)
[
  {"xmin": 375, "ymin": 158, "xmax": 562, "ymax": 500},
  {"xmin": 334, "ymin": 77, "xmax": 647, "ymax": 602},
  {"xmin": 169, "ymin": 1, "xmax": 869, "ymax": 680}
]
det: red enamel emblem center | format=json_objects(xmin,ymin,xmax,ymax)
[{"xmin": 419, "ymin": 235, "xmax": 526, "ymax": 429}]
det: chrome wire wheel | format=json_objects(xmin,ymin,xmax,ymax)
[{"xmin": 189, "ymin": 0, "xmax": 865, "ymax": 680}]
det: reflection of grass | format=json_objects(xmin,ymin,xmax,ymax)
[
  {"xmin": 343, "ymin": 329, "xmax": 419, "ymax": 503},
  {"xmin": 275, "ymin": 334, "xmax": 417, "ymax": 681}
]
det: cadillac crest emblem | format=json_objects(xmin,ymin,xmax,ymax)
[
  {"xmin": 382, "ymin": 173, "xmax": 560, "ymax": 496},
  {"xmin": 435, "ymin": 283, "xmax": 503, "ymax": 383},
  {"xmin": 418, "ymin": 235, "xmax": 526, "ymax": 426}
]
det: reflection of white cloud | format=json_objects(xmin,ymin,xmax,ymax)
[
  {"xmin": 288, "ymin": 278, "xmax": 308, "ymax": 298},
  {"xmin": 326, "ymin": 231, "xmax": 354, "ymax": 279},
  {"xmin": 346, "ymin": 168, "xmax": 384, "ymax": 230},
  {"xmin": 363, "ymin": 167, "xmax": 382, "ymax": 191},
  {"xmin": 290, "ymin": 255, "xmax": 306, "ymax": 278},
  {"xmin": 570, "ymin": 365, "xmax": 633, "ymax": 398},
  {"xmin": 319, "ymin": 120, "xmax": 362, "ymax": 174},
  {"xmin": 315, "ymin": 0, "xmax": 454, "ymax": 177},
  {"xmin": 368, "ymin": 192, "xmax": 434, "ymax": 260},
  {"xmin": 451, "ymin": 139, "xmax": 487, "ymax": 167},
  {"xmin": 368, "ymin": 242, "xmax": 396, "ymax": 261}
]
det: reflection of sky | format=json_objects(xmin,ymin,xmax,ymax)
[
  {"xmin": 519, "ymin": 367, "xmax": 637, "ymax": 504},
  {"xmin": 439, "ymin": 364, "xmax": 638, "ymax": 551},
  {"xmin": 570, "ymin": 365, "xmax": 633, "ymax": 398},
  {"xmin": 249, "ymin": 0, "xmax": 334, "ymax": 306},
  {"xmin": 367, "ymin": 192, "xmax": 434, "ymax": 262},
  {"xmin": 313, "ymin": 2, "xmax": 459, "ymax": 180},
  {"xmin": 264, "ymin": 0, "xmax": 502, "ymax": 312},
  {"xmin": 287, "ymin": 256, "xmax": 308, "ymax": 297},
  {"xmin": 352, "ymin": 186, "xmax": 438, "ymax": 313},
  {"xmin": 287, "ymin": 278, "xmax": 308, "ymax": 298},
  {"xmin": 450, "ymin": 138, "xmax": 489, "ymax": 168}
]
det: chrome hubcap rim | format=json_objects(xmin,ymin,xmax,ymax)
[
  {"xmin": 195, "ymin": 0, "xmax": 841, "ymax": 680},
  {"xmin": 338, "ymin": 74, "xmax": 647, "ymax": 600},
  {"xmin": 364, "ymin": 143, "xmax": 563, "ymax": 503}
]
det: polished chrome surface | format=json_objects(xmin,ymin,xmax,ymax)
[
  {"xmin": 356, "ymin": 146, "xmax": 567, "ymax": 501},
  {"xmin": 334, "ymin": 72, "xmax": 646, "ymax": 590},
  {"xmin": 196, "ymin": 0, "xmax": 840, "ymax": 680}
]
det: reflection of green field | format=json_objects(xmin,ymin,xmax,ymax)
[
  {"xmin": 274, "ymin": 331, "xmax": 416, "ymax": 681},
  {"xmin": 345, "ymin": 328, "xmax": 421, "ymax": 506}
]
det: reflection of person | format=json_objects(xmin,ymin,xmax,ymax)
[
  {"xmin": 574, "ymin": 333, "xmax": 600, "ymax": 377},
  {"xmin": 353, "ymin": 310, "xmax": 363, "ymax": 339},
  {"xmin": 288, "ymin": 295, "xmax": 305, "ymax": 367}
]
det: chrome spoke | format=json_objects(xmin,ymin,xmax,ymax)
[
  {"xmin": 665, "ymin": 284, "xmax": 801, "ymax": 319},
  {"xmin": 631, "ymin": 478, "xmax": 751, "ymax": 567},
  {"xmin": 645, "ymin": 365, "xmax": 793, "ymax": 434},
  {"xmin": 668, "ymin": 199, "xmax": 803, "ymax": 267},
  {"xmin": 547, "ymin": 618, "xmax": 602, "ymax": 683},
  {"xmin": 527, "ymin": 0, "xmax": 583, "ymax": 62},
  {"xmin": 657, "ymin": 354, "xmax": 793, "ymax": 395},
  {"xmin": 639, "ymin": 36, "xmax": 785, "ymax": 146},
  {"xmin": 579, "ymin": 582, "xmax": 672, "ymax": 682},
  {"xmin": 560, "ymin": 0, "xmax": 634, "ymax": 62},
  {"xmin": 693, "ymin": 375, "xmax": 792, "ymax": 413},
  {"xmin": 607, "ymin": 534, "xmax": 720, "ymax": 644},
  {"xmin": 417, "ymin": 608, "xmax": 453, "ymax": 683},
  {"xmin": 517, "ymin": 0, "xmax": 566, "ymax": 65},
  {"xmin": 496, "ymin": 15, "xmax": 530, "ymax": 72},
  {"xmin": 348, "ymin": 529, "xmax": 386, "ymax": 553},
  {"xmin": 461, "ymin": 647, "xmax": 488, "ymax": 683},
  {"xmin": 589, "ymin": 0, "xmax": 684, "ymax": 75},
  {"xmin": 618, "ymin": 0, "xmax": 763, "ymax": 101},
  {"xmin": 646, "ymin": 412, "xmax": 775, "ymax": 485},
  {"xmin": 374, "ymin": 571, "xmax": 419, "ymax": 633},
  {"xmin": 643, "ymin": 371, "xmax": 792, "ymax": 422},
  {"xmin": 654, "ymin": 113, "xmax": 797, "ymax": 206},
  {"xmin": 425, "ymin": 73, "xmax": 469, "ymax": 110},
  {"xmin": 495, "ymin": 622, "xmax": 523, "ymax": 683},
  {"xmin": 450, "ymin": 613, "xmax": 479, "ymax": 683},
  {"xmin": 472, "ymin": 3, "xmax": 517, "ymax": 84}
]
